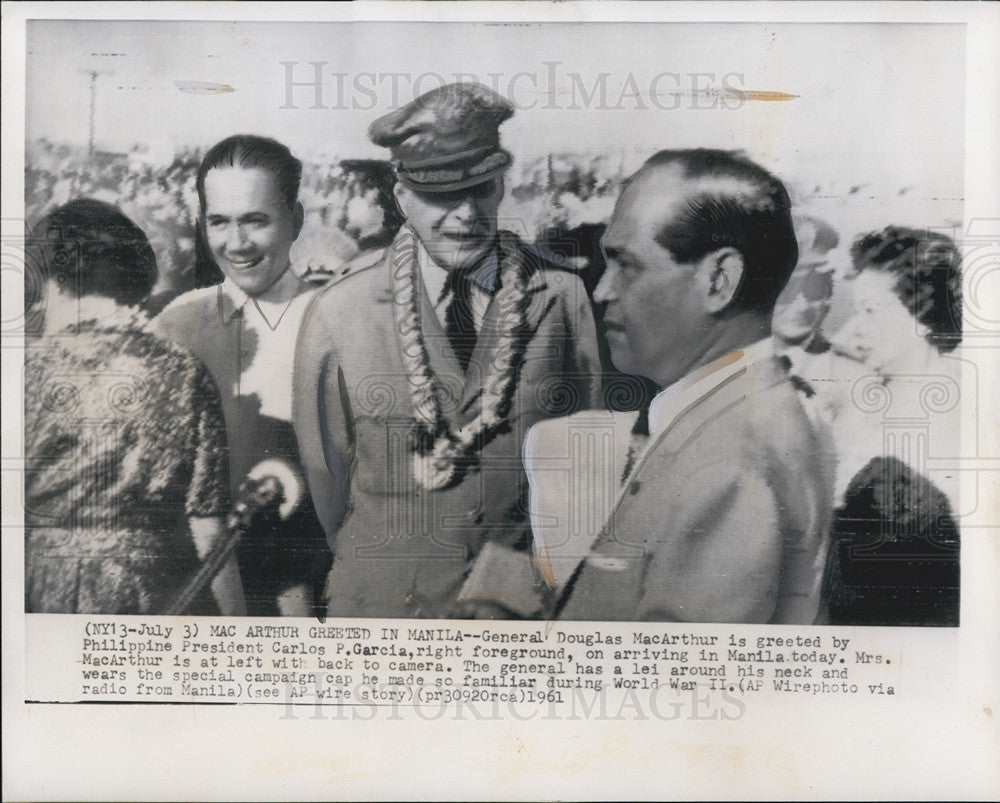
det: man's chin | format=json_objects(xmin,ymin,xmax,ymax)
[
  {"xmin": 223, "ymin": 263, "xmax": 288, "ymax": 297},
  {"xmin": 229, "ymin": 274, "xmax": 272, "ymax": 298},
  {"xmin": 608, "ymin": 352, "xmax": 640, "ymax": 380}
]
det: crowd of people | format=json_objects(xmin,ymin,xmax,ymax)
[{"xmin": 24, "ymin": 82, "xmax": 962, "ymax": 625}]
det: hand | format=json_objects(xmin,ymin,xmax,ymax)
[
  {"xmin": 244, "ymin": 458, "xmax": 305, "ymax": 520},
  {"xmin": 227, "ymin": 475, "xmax": 284, "ymax": 536}
]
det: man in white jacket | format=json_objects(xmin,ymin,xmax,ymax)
[{"xmin": 525, "ymin": 149, "xmax": 835, "ymax": 623}]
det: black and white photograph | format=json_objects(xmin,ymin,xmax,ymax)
[
  {"xmin": 4, "ymin": 2, "xmax": 999, "ymax": 800},
  {"xmin": 17, "ymin": 17, "xmax": 969, "ymax": 625}
]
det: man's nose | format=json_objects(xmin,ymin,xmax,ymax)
[
  {"xmin": 226, "ymin": 225, "xmax": 249, "ymax": 252},
  {"xmin": 593, "ymin": 268, "xmax": 617, "ymax": 304},
  {"xmin": 450, "ymin": 196, "xmax": 479, "ymax": 224}
]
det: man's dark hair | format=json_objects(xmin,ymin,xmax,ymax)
[
  {"xmin": 642, "ymin": 148, "xmax": 799, "ymax": 312},
  {"xmin": 196, "ymin": 134, "xmax": 302, "ymax": 212},
  {"xmin": 29, "ymin": 198, "xmax": 158, "ymax": 307},
  {"xmin": 850, "ymin": 226, "xmax": 962, "ymax": 354}
]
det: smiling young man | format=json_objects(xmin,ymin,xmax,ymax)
[
  {"xmin": 524, "ymin": 149, "xmax": 835, "ymax": 624},
  {"xmin": 154, "ymin": 135, "xmax": 333, "ymax": 616},
  {"xmin": 293, "ymin": 83, "xmax": 602, "ymax": 619}
]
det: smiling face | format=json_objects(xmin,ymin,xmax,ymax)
[
  {"xmin": 202, "ymin": 166, "xmax": 302, "ymax": 297},
  {"xmin": 594, "ymin": 166, "xmax": 714, "ymax": 387},
  {"xmin": 394, "ymin": 177, "xmax": 503, "ymax": 272}
]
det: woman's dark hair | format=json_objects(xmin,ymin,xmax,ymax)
[
  {"xmin": 196, "ymin": 134, "xmax": 302, "ymax": 212},
  {"xmin": 29, "ymin": 198, "xmax": 158, "ymax": 306},
  {"xmin": 850, "ymin": 226, "xmax": 962, "ymax": 353},
  {"xmin": 642, "ymin": 148, "xmax": 799, "ymax": 313}
]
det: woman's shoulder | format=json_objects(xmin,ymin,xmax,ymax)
[{"xmin": 93, "ymin": 327, "xmax": 222, "ymax": 408}]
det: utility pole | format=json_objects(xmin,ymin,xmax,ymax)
[
  {"xmin": 77, "ymin": 69, "xmax": 110, "ymax": 156},
  {"xmin": 87, "ymin": 70, "xmax": 97, "ymax": 156}
]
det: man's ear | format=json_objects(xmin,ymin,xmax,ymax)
[
  {"xmin": 699, "ymin": 247, "xmax": 745, "ymax": 314},
  {"xmin": 293, "ymin": 201, "xmax": 305, "ymax": 239}
]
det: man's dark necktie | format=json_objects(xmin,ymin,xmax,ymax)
[{"xmin": 443, "ymin": 270, "xmax": 477, "ymax": 372}]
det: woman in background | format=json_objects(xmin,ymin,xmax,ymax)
[
  {"xmin": 778, "ymin": 225, "xmax": 962, "ymax": 626},
  {"xmin": 25, "ymin": 198, "xmax": 245, "ymax": 615},
  {"xmin": 823, "ymin": 227, "xmax": 962, "ymax": 626}
]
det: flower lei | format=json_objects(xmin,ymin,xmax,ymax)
[{"xmin": 390, "ymin": 226, "xmax": 533, "ymax": 490}]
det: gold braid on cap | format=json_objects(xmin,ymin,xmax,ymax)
[{"xmin": 399, "ymin": 151, "xmax": 511, "ymax": 187}]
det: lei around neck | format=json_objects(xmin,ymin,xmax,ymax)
[{"xmin": 390, "ymin": 226, "xmax": 534, "ymax": 491}]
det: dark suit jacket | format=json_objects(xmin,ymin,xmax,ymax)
[{"xmin": 293, "ymin": 228, "xmax": 602, "ymax": 617}]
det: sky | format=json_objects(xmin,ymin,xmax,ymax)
[{"xmin": 26, "ymin": 19, "xmax": 965, "ymax": 229}]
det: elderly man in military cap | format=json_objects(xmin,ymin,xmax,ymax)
[{"xmin": 293, "ymin": 83, "xmax": 602, "ymax": 618}]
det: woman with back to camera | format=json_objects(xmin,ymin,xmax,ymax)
[{"xmin": 25, "ymin": 198, "xmax": 246, "ymax": 615}]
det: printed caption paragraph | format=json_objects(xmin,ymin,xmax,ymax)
[{"xmin": 25, "ymin": 617, "xmax": 913, "ymax": 718}]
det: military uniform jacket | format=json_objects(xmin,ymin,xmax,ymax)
[{"xmin": 293, "ymin": 227, "xmax": 602, "ymax": 618}]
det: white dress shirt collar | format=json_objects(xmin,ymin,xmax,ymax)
[{"xmin": 220, "ymin": 267, "xmax": 304, "ymax": 329}]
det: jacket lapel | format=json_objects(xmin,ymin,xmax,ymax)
[
  {"xmin": 636, "ymin": 368, "xmax": 746, "ymax": 473},
  {"xmin": 620, "ymin": 355, "xmax": 789, "ymax": 501}
]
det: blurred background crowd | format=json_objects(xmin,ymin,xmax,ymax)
[{"xmin": 27, "ymin": 136, "xmax": 942, "ymax": 317}]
